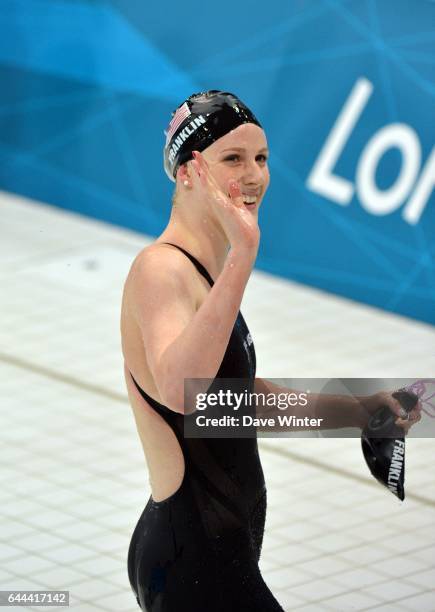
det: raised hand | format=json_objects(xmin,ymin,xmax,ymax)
[{"xmin": 190, "ymin": 150, "xmax": 260, "ymax": 252}]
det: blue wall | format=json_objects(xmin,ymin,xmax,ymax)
[{"xmin": 0, "ymin": 0, "xmax": 434, "ymax": 324}]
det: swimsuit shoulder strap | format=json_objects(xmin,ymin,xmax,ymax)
[{"xmin": 161, "ymin": 242, "xmax": 214, "ymax": 287}]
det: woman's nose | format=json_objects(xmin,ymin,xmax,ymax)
[{"xmin": 244, "ymin": 160, "xmax": 264, "ymax": 183}]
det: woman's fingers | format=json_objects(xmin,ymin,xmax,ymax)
[
  {"xmin": 191, "ymin": 152, "xmax": 205, "ymax": 181},
  {"xmin": 192, "ymin": 150, "xmax": 202, "ymax": 172},
  {"xmin": 191, "ymin": 158, "xmax": 199, "ymax": 177},
  {"xmin": 373, "ymin": 391, "xmax": 422, "ymax": 434},
  {"xmin": 394, "ymin": 399, "xmax": 422, "ymax": 434},
  {"xmin": 228, "ymin": 180, "xmax": 244, "ymax": 208},
  {"xmin": 383, "ymin": 393, "xmax": 419, "ymax": 419},
  {"xmin": 192, "ymin": 151, "xmax": 217, "ymax": 188},
  {"xmin": 191, "ymin": 154, "xmax": 216, "ymax": 197},
  {"xmin": 395, "ymin": 411, "xmax": 422, "ymax": 434},
  {"xmin": 409, "ymin": 402, "xmax": 422, "ymax": 420}
]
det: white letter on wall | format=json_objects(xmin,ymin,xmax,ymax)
[
  {"xmin": 403, "ymin": 146, "xmax": 435, "ymax": 225},
  {"xmin": 306, "ymin": 77, "xmax": 373, "ymax": 205},
  {"xmin": 356, "ymin": 124, "xmax": 421, "ymax": 216}
]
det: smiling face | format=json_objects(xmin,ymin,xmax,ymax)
[{"xmin": 200, "ymin": 123, "xmax": 270, "ymax": 214}]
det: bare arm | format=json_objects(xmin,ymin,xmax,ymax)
[
  {"xmin": 253, "ymin": 377, "xmax": 363, "ymax": 431},
  {"xmin": 253, "ymin": 377, "xmax": 421, "ymax": 432},
  {"xmin": 132, "ymin": 246, "xmax": 256, "ymax": 414}
]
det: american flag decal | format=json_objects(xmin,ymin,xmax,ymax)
[{"xmin": 165, "ymin": 102, "xmax": 191, "ymax": 144}]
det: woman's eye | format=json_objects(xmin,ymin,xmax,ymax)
[{"xmin": 223, "ymin": 153, "xmax": 268, "ymax": 163}]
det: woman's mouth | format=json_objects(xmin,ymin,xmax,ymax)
[{"xmin": 243, "ymin": 195, "xmax": 258, "ymax": 209}]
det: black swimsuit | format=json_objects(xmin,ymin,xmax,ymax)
[{"xmin": 127, "ymin": 243, "xmax": 284, "ymax": 612}]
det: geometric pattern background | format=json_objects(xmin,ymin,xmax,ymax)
[{"xmin": 0, "ymin": 0, "xmax": 433, "ymax": 324}]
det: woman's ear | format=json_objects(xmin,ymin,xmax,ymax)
[
  {"xmin": 177, "ymin": 162, "xmax": 190, "ymax": 181},
  {"xmin": 177, "ymin": 162, "xmax": 192, "ymax": 188}
]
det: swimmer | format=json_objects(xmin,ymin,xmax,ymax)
[{"xmin": 120, "ymin": 91, "xmax": 421, "ymax": 611}]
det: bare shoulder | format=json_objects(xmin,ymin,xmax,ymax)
[
  {"xmin": 126, "ymin": 243, "xmax": 200, "ymax": 313},
  {"xmin": 130, "ymin": 243, "xmax": 196, "ymax": 286}
]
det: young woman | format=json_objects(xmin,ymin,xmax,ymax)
[{"xmin": 121, "ymin": 91, "xmax": 420, "ymax": 611}]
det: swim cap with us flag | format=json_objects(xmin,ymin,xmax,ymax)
[{"xmin": 163, "ymin": 91, "xmax": 262, "ymax": 182}]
